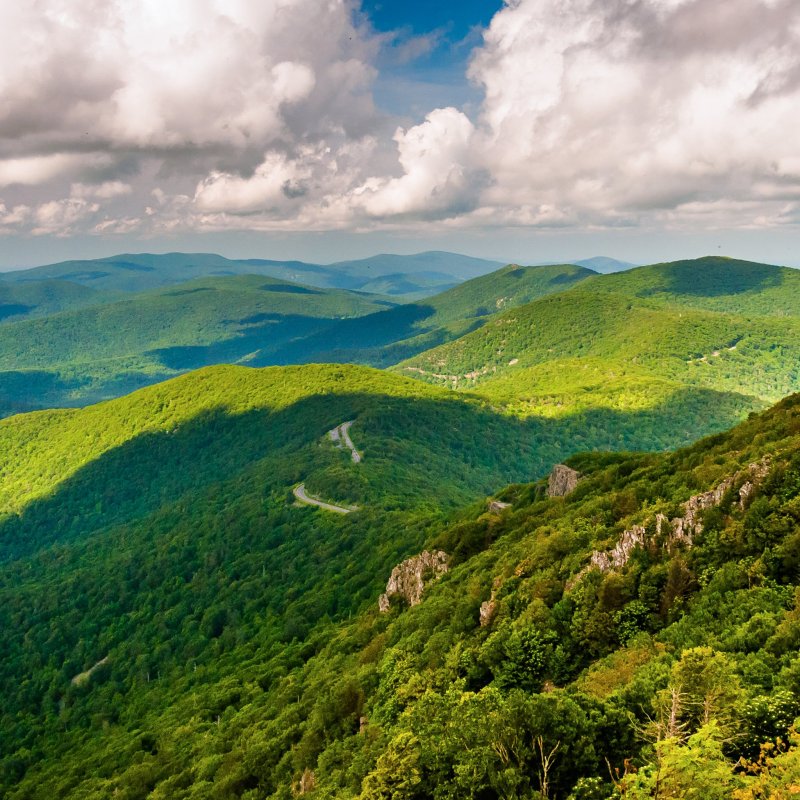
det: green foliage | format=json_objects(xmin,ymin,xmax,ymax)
[
  {"xmin": 396, "ymin": 259, "xmax": 800, "ymax": 447},
  {"xmin": 0, "ymin": 275, "xmax": 388, "ymax": 411},
  {"xmin": 4, "ymin": 258, "xmax": 800, "ymax": 797}
]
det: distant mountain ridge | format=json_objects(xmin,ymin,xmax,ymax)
[
  {"xmin": 573, "ymin": 255, "xmax": 638, "ymax": 273},
  {"xmin": 2, "ymin": 254, "xmax": 799, "ymax": 420},
  {"xmin": 0, "ymin": 250, "xmax": 503, "ymax": 300},
  {"xmin": 397, "ymin": 255, "xmax": 800, "ymax": 426},
  {"xmin": 0, "ymin": 262, "xmax": 592, "ymax": 414}
]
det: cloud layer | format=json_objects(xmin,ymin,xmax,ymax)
[{"xmin": 1, "ymin": 0, "xmax": 799, "ymax": 238}]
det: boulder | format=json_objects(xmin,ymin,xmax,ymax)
[{"xmin": 547, "ymin": 464, "xmax": 581, "ymax": 497}]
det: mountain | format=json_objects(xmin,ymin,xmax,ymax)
[
  {"xmin": 327, "ymin": 251, "xmax": 503, "ymax": 281},
  {"xmin": 4, "ymin": 254, "xmax": 798, "ymax": 424},
  {"xmin": 0, "ymin": 251, "xmax": 502, "ymax": 300},
  {"xmin": 588, "ymin": 255, "xmax": 800, "ymax": 316},
  {"xmin": 574, "ymin": 255, "xmax": 638, "ymax": 273},
  {"xmin": 397, "ymin": 256, "xmax": 800, "ymax": 422},
  {"xmin": 0, "ymin": 275, "xmax": 392, "ymax": 415},
  {"xmin": 0, "ymin": 263, "xmax": 595, "ymax": 415},
  {"xmin": 0, "ymin": 278, "xmax": 110, "ymax": 323},
  {"xmin": 2, "ymin": 363, "xmax": 800, "ymax": 796},
  {"xmin": 263, "ymin": 262, "xmax": 596, "ymax": 368}
]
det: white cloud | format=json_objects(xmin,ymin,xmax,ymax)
[
  {"xmin": 0, "ymin": 0, "xmax": 799, "ymax": 237},
  {"xmin": 463, "ymin": 0, "xmax": 800, "ymax": 229},
  {"xmin": 194, "ymin": 151, "xmax": 311, "ymax": 214},
  {"xmin": 359, "ymin": 108, "xmax": 476, "ymax": 218},
  {"xmin": 71, "ymin": 181, "xmax": 132, "ymax": 199},
  {"xmin": 0, "ymin": 155, "xmax": 113, "ymax": 188},
  {"xmin": 0, "ymin": 0, "xmax": 386, "ymax": 234},
  {"xmin": 32, "ymin": 199, "xmax": 100, "ymax": 236}
]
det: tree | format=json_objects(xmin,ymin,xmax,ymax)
[
  {"xmin": 623, "ymin": 723, "xmax": 746, "ymax": 799},
  {"xmin": 360, "ymin": 732, "xmax": 422, "ymax": 800}
]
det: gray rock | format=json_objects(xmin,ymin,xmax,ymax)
[
  {"xmin": 479, "ymin": 599, "xmax": 497, "ymax": 627},
  {"xmin": 547, "ymin": 464, "xmax": 581, "ymax": 497},
  {"xmin": 568, "ymin": 456, "xmax": 772, "ymax": 589},
  {"xmin": 378, "ymin": 550, "xmax": 449, "ymax": 612}
]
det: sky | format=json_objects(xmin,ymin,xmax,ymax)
[{"xmin": 0, "ymin": 0, "xmax": 799, "ymax": 269}]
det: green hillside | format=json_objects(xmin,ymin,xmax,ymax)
[
  {"xmin": 398, "ymin": 258, "xmax": 800, "ymax": 421},
  {"xmin": 266, "ymin": 263, "xmax": 595, "ymax": 368},
  {"xmin": 590, "ymin": 256, "xmax": 800, "ymax": 316},
  {"xmin": 0, "ymin": 278, "xmax": 110, "ymax": 323},
  {"xmin": 0, "ymin": 276, "xmax": 390, "ymax": 415},
  {"xmin": 2, "ymin": 367, "xmax": 800, "ymax": 796},
  {"xmin": 0, "ymin": 263, "xmax": 594, "ymax": 415}
]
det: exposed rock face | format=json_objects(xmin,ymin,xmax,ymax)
[
  {"xmin": 488, "ymin": 500, "xmax": 511, "ymax": 514},
  {"xmin": 378, "ymin": 550, "xmax": 449, "ymax": 612},
  {"xmin": 479, "ymin": 599, "xmax": 498, "ymax": 627},
  {"xmin": 589, "ymin": 525, "xmax": 647, "ymax": 573},
  {"xmin": 569, "ymin": 457, "xmax": 771, "ymax": 589},
  {"xmin": 547, "ymin": 464, "xmax": 581, "ymax": 497},
  {"xmin": 70, "ymin": 656, "xmax": 109, "ymax": 687}
]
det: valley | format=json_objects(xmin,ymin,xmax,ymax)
[
  {"xmin": 1, "ymin": 252, "xmax": 799, "ymax": 799},
  {"xmin": 4, "ymin": 3, "xmax": 798, "ymax": 796}
]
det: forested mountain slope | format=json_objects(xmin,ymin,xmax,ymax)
[
  {"xmin": 3, "ymin": 373, "xmax": 800, "ymax": 797},
  {"xmin": 0, "ymin": 251, "xmax": 501, "ymax": 298},
  {"xmin": 398, "ymin": 257, "xmax": 800, "ymax": 423},
  {"xmin": 0, "ymin": 279, "xmax": 111, "ymax": 323},
  {"xmin": 590, "ymin": 256, "xmax": 800, "ymax": 316},
  {"xmin": 263, "ymin": 263, "xmax": 595, "ymax": 368},
  {"xmin": 0, "ymin": 263, "xmax": 594, "ymax": 415},
  {"xmin": 0, "ymin": 276, "xmax": 390, "ymax": 416}
]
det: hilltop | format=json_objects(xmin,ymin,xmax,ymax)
[
  {"xmin": 266, "ymin": 262, "xmax": 596, "ymax": 368},
  {"xmin": 590, "ymin": 256, "xmax": 800, "ymax": 316},
  {"xmin": 0, "ymin": 262, "xmax": 594, "ymax": 414},
  {"xmin": 398, "ymin": 256, "xmax": 800, "ymax": 422},
  {"xmin": 0, "ymin": 276, "xmax": 390, "ymax": 415}
]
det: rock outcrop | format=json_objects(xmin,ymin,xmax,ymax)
[
  {"xmin": 479, "ymin": 599, "xmax": 498, "ymax": 626},
  {"xmin": 378, "ymin": 550, "xmax": 449, "ymax": 612},
  {"xmin": 488, "ymin": 499, "xmax": 511, "ymax": 514},
  {"xmin": 569, "ymin": 457, "xmax": 771, "ymax": 589},
  {"xmin": 547, "ymin": 464, "xmax": 581, "ymax": 497}
]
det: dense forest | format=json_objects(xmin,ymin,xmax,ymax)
[
  {"xmin": 3, "ymin": 255, "xmax": 800, "ymax": 797},
  {"xmin": 0, "ymin": 362, "xmax": 798, "ymax": 796}
]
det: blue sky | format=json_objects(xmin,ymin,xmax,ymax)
[
  {"xmin": 0, "ymin": 0, "xmax": 798, "ymax": 269},
  {"xmin": 362, "ymin": 0, "xmax": 502, "ymax": 116}
]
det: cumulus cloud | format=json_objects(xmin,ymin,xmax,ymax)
[
  {"xmin": 464, "ymin": 0, "xmax": 800, "ymax": 229},
  {"xmin": 358, "ymin": 108, "xmax": 477, "ymax": 218},
  {"xmin": 0, "ymin": 0, "xmax": 799, "ymax": 237},
  {"xmin": 0, "ymin": 0, "xmax": 386, "ymax": 233}
]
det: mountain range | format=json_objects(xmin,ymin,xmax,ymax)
[{"xmin": 2, "ymin": 250, "xmax": 800, "ymax": 797}]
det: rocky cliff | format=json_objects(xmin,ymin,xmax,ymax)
[
  {"xmin": 569, "ymin": 457, "xmax": 771, "ymax": 588},
  {"xmin": 378, "ymin": 550, "xmax": 449, "ymax": 612}
]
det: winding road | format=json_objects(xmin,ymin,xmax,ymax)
[
  {"xmin": 293, "ymin": 484, "xmax": 357, "ymax": 514},
  {"xmin": 329, "ymin": 420, "xmax": 362, "ymax": 463},
  {"xmin": 293, "ymin": 421, "xmax": 363, "ymax": 513}
]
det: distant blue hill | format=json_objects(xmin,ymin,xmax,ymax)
[
  {"xmin": 0, "ymin": 251, "xmax": 503, "ymax": 300},
  {"xmin": 573, "ymin": 256, "xmax": 638, "ymax": 273}
]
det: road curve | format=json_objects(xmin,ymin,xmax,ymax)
[
  {"xmin": 329, "ymin": 421, "xmax": 362, "ymax": 463},
  {"xmin": 293, "ymin": 484, "xmax": 357, "ymax": 514},
  {"xmin": 339, "ymin": 421, "xmax": 362, "ymax": 463}
]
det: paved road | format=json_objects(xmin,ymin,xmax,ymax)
[
  {"xmin": 339, "ymin": 421, "xmax": 362, "ymax": 463},
  {"xmin": 329, "ymin": 421, "xmax": 362, "ymax": 463},
  {"xmin": 293, "ymin": 483, "xmax": 357, "ymax": 514}
]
